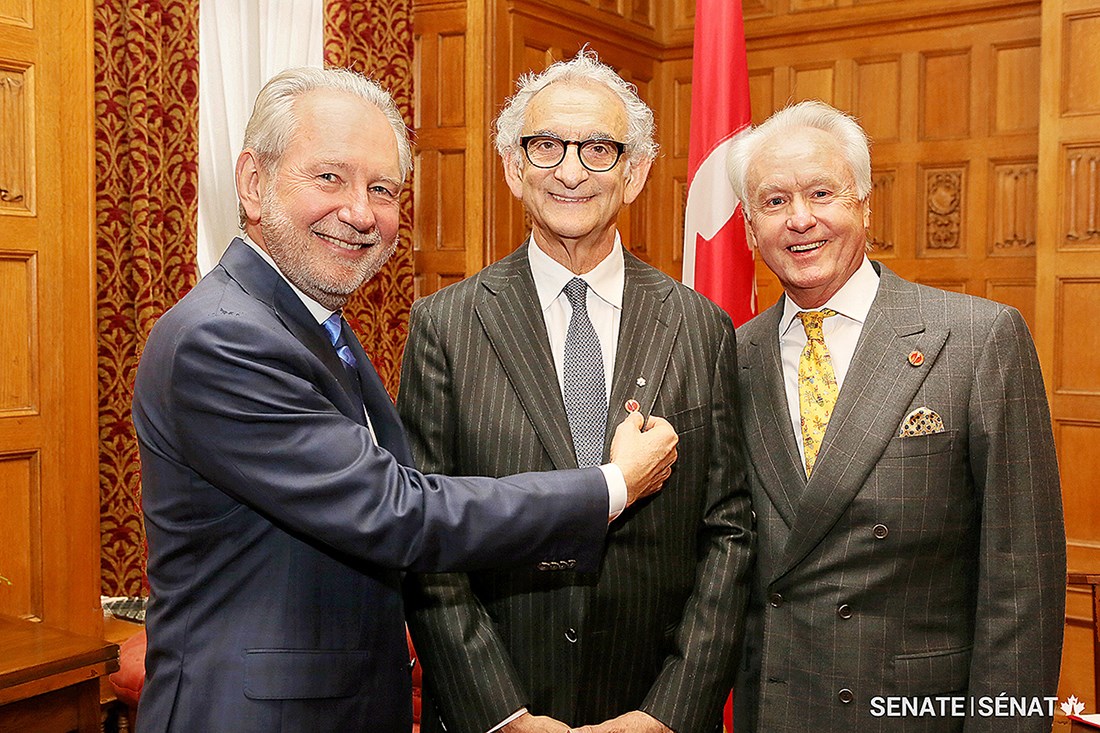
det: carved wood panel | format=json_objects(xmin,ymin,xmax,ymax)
[
  {"xmin": 990, "ymin": 160, "xmax": 1037, "ymax": 254},
  {"xmin": 0, "ymin": 64, "xmax": 32, "ymax": 214},
  {"xmin": 920, "ymin": 166, "xmax": 967, "ymax": 256},
  {"xmin": 1063, "ymin": 145, "xmax": 1100, "ymax": 248},
  {"xmin": 869, "ymin": 170, "xmax": 897, "ymax": 256}
]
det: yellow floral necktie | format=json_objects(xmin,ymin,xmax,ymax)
[{"xmin": 798, "ymin": 309, "xmax": 839, "ymax": 477}]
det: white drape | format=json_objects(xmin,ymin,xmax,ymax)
[{"xmin": 197, "ymin": 0, "xmax": 325, "ymax": 276}]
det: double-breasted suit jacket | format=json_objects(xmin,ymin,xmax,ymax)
[
  {"xmin": 399, "ymin": 244, "xmax": 755, "ymax": 732},
  {"xmin": 133, "ymin": 240, "xmax": 612, "ymax": 733},
  {"xmin": 733, "ymin": 263, "xmax": 1065, "ymax": 733}
]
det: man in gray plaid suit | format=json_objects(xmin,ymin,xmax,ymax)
[{"xmin": 729, "ymin": 99, "xmax": 1066, "ymax": 732}]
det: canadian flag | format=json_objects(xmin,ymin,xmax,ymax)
[{"xmin": 682, "ymin": 0, "xmax": 756, "ymax": 327}]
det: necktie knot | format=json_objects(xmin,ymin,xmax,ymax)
[
  {"xmin": 323, "ymin": 312, "xmax": 358, "ymax": 370},
  {"xmin": 564, "ymin": 277, "xmax": 589, "ymax": 310},
  {"xmin": 797, "ymin": 308, "xmax": 837, "ymax": 340},
  {"xmin": 322, "ymin": 312, "xmax": 344, "ymax": 346}
]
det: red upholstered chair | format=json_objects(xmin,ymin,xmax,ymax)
[
  {"xmin": 108, "ymin": 627, "xmax": 147, "ymax": 724},
  {"xmin": 105, "ymin": 626, "xmax": 424, "ymax": 730}
]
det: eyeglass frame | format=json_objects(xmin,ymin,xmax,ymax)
[{"xmin": 518, "ymin": 134, "xmax": 627, "ymax": 173}]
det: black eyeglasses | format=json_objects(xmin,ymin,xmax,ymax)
[{"xmin": 519, "ymin": 135, "xmax": 627, "ymax": 173}]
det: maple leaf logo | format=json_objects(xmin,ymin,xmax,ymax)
[{"xmin": 1062, "ymin": 695, "xmax": 1085, "ymax": 716}]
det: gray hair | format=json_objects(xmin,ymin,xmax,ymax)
[
  {"xmin": 494, "ymin": 48, "xmax": 658, "ymax": 167},
  {"xmin": 238, "ymin": 67, "xmax": 412, "ymax": 228},
  {"xmin": 727, "ymin": 100, "xmax": 872, "ymax": 215}
]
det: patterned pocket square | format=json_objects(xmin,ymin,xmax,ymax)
[{"xmin": 899, "ymin": 407, "xmax": 945, "ymax": 437}]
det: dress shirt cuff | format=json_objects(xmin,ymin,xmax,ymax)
[
  {"xmin": 488, "ymin": 708, "xmax": 528, "ymax": 733},
  {"xmin": 600, "ymin": 463, "xmax": 627, "ymax": 521}
]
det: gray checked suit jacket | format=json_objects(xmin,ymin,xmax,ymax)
[
  {"xmin": 732, "ymin": 262, "xmax": 1065, "ymax": 733},
  {"xmin": 398, "ymin": 244, "xmax": 755, "ymax": 732}
]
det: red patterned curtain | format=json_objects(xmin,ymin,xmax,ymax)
[
  {"xmin": 95, "ymin": 0, "xmax": 199, "ymax": 595},
  {"xmin": 324, "ymin": 0, "xmax": 415, "ymax": 396}
]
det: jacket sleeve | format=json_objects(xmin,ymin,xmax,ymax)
[
  {"xmin": 398, "ymin": 299, "xmax": 533, "ymax": 732},
  {"xmin": 140, "ymin": 305, "xmax": 608, "ymax": 575},
  {"xmin": 963, "ymin": 306, "xmax": 1065, "ymax": 732},
  {"xmin": 640, "ymin": 314, "xmax": 757, "ymax": 732}
]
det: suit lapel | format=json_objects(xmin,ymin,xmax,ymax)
[
  {"xmin": 604, "ymin": 252, "xmax": 681, "ymax": 456},
  {"xmin": 344, "ymin": 332, "xmax": 414, "ymax": 466},
  {"xmin": 219, "ymin": 239, "xmax": 411, "ymax": 462},
  {"xmin": 772, "ymin": 264, "xmax": 949, "ymax": 583},
  {"xmin": 741, "ymin": 298, "xmax": 804, "ymax": 526},
  {"xmin": 475, "ymin": 245, "xmax": 578, "ymax": 470}
]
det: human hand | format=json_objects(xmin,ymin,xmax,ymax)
[
  {"xmin": 609, "ymin": 411, "xmax": 678, "ymax": 507},
  {"xmin": 570, "ymin": 710, "xmax": 674, "ymax": 732},
  {"xmin": 502, "ymin": 711, "xmax": 571, "ymax": 733}
]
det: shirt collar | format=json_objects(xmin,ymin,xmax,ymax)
[
  {"xmin": 527, "ymin": 231, "xmax": 625, "ymax": 312},
  {"xmin": 779, "ymin": 256, "xmax": 880, "ymax": 336},
  {"xmin": 241, "ymin": 234, "xmax": 336, "ymax": 326}
]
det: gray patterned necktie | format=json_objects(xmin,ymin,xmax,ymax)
[{"xmin": 562, "ymin": 277, "xmax": 607, "ymax": 467}]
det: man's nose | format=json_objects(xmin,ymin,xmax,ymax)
[
  {"xmin": 341, "ymin": 188, "xmax": 378, "ymax": 232},
  {"xmin": 786, "ymin": 196, "xmax": 816, "ymax": 232},
  {"xmin": 553, "ymin": 143, "xmax": 590, "ymax": 187}
]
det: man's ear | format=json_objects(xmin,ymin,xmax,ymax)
[
  {"xmin": 235, "ymin": 149, "xmax": 266, "ymax": 225},
  {"xmin": 622, "ymin": 156, "xmax": 653, "ymax": 206},
  {"xmin": 502, "ymin": 152, "xmax": 525, "ymax": 200}
]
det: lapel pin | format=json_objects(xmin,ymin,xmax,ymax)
[
  {"xmin": 636, "ymin": 377, "xmax": 646, "ymax": 387},
  {"xmin": 908, "ymin": 350, "xmax": 925, "ymax": 367},
  {"xmin": 625, "ymin": 399, "xmax": 640, "ymax": 413}
]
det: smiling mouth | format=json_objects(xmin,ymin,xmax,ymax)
[
  {"xmin": 313, "ymin": 231, "xmax": 376, "ymax": 251},
  {"xmin": 789, "ymin": 240, "xmax": 825, "ymax": 253},
  {"xmin": 549, "ymin": 192, "xmax": 594, "ymax": 204}
]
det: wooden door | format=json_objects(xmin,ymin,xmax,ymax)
[
  {"xmin": 0, "ymin": 0, "xmax": 99, "ymax": 637},
  {"xmin": 1036, "ymin": 0, "xmax": 1100, "ymax": 714}
]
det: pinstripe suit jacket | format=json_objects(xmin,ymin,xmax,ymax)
[
  {"xmin": 398, "ymin": 244, "xmax": 755, "ymax": 732},
  {"xmin": 732, "ymin": 263, "xmax": 1065, "ymax": 733}
]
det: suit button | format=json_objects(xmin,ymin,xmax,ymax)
[
  {"xmin": 872, "ymin": 523, "xmax": 889, "ymax": 539},
  {"xmin": 837, "ymin": 603, "xmax": 853, "ymax": 619},
  {"xmin": 751, "ymin": 510, "xmax": 757, "ymax": 521},
  {"xmin": 565, "ymin": 627, "xmax": 578, "ymax": 643},
  {"xmin": 838, "ymin": 688, "xmax": 854, "ymax": 704},
  {"xmin": 769, "ymin": 593, "xmax": 784, "ymax": 608}
]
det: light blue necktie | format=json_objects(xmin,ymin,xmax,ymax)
[
  {"xmin": 322, "ymin": 312, "xmax": 360, "ymax": 389},
  {"xmin": 562, "ymin": 278, "xmax": 607, "ymax": 467}
]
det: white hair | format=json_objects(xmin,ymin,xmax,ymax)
[
  {"xmin": 727, "ymin": 100, "xmax": 872, "ymax": 215},
  {"xmin": 494, "ymin": 48, "xmax": 658, "ymax": 166},
  {"xmin": 237, "ymin": 66, "xmax": 413, "ymax": 228}
]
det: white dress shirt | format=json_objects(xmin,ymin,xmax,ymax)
[
  {"xmin": 779, "ymin": 256, "xmax": 880, "ymax": 467},
  {"xmin": 528, "ymin": 232, "xmax": 624, "ymax": 401}
]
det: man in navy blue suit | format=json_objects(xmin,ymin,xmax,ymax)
[{"xmin": 132, "ymin": 67, "xmax": 679, "ymax": 733}]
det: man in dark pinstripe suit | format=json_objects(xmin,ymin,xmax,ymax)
[
  {"xmin": 728, "ymin": 100, "xmax": 1065, "ymax": 732},
  {"xmin": 399, "ymin": 50, "xmax": 755, "ymax": 733}
]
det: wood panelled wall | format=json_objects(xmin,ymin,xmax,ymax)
[
  {"xmin": 1038, "ymin": 0, "xmax": 1100, "ymax": 717},
  {"xmin": 413, "ymin": 0, "xmax": 1100, "ymax": 720},
  {"xmin": 0, "ymin": 0, "xmax": 99, "ymax": 638}
]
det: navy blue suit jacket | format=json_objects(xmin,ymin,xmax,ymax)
[{"xmin": 133, "ymin": 240, "xmax": 608, "ymax": 732}]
